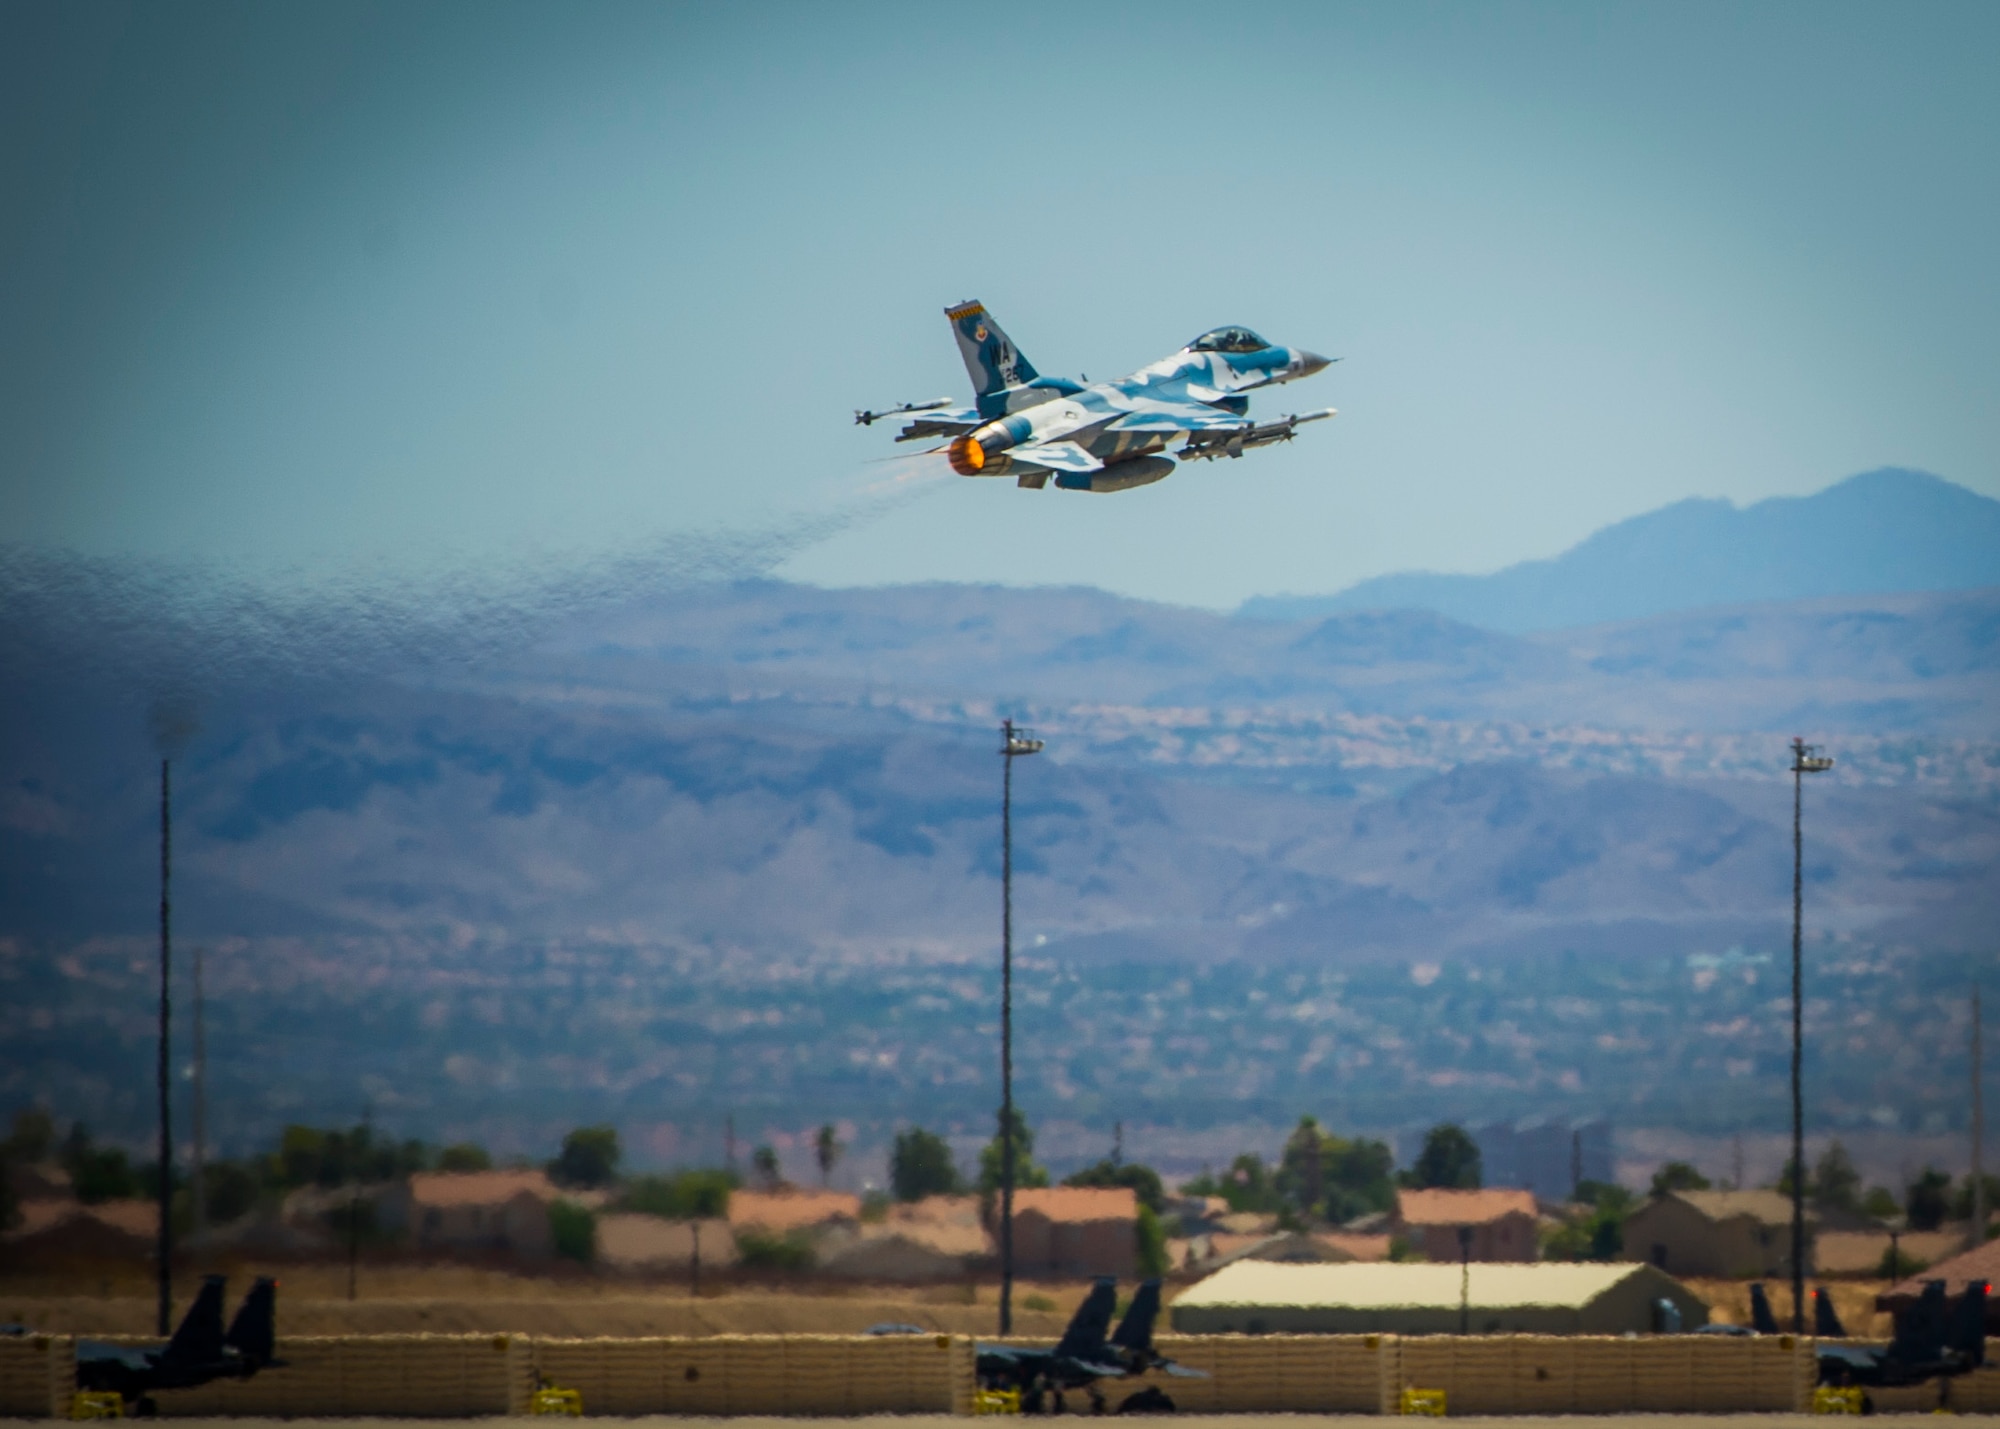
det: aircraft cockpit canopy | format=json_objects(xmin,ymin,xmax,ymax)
[{"xmin": 1188, "ymin": 326, "xmax": 1270, "ymax": 354}]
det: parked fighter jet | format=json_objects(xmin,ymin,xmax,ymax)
[
  {"xmin": 1816, "ymin": 1279, "xmax": 1988, "ymax": 1408},
  {"xmin": 857, "ymin": 302, "xmax": 1335, "ymax": 492},
  {"xmin": 976, "ymin": 1278, "xmax": 1203, "ymax": 1414},
  {"xmin": 76, "ymin": 1275, "xmax": 282, "ymax": 1413}
]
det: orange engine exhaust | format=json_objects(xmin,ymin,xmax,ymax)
[{"xmin": 947, "ymin": 435, "xmax": 986, "ymax": 475}]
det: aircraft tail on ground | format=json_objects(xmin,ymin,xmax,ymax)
[
  {"xmin": 1891, "ymin": 1282, "xmax": 1951, "ymax": 1361},
  {"xmin": 1749, "ymin": 1283, "xmax": 1781, "ymax": 1335},
  {"xmin": 163, "ymin": 1276, "xmax": 228, "ymax": 1365},
  {"xmin": 1110, "ymin": 1279, "xmax": 1162, "ymax": 1353},
  {"xmin": 945, "ymin": 302, "xmax": 1038, "ymax": 408},
  {"xmin": 224, "ymin": 1277, "xmax": 279, "ymax": 1367},
  {"xmin": 1052, "ymin": 1278, "xmax": 1118, "ymax": 1361},
  {"xmin": 1947, "ymin": 1280, "xmax": 1988, "ymax": 1366},
  {"xmin": 1814, "ymin": 1287, "xmax": 1849, "ymax": 1338}
]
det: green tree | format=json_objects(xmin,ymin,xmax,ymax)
[
  {"xmin": 1950, "ymin": 1172, "xmax": 2000, "ymax": 1223},
  {"xmin": 1135, "ymin": 1203, "xmax": 1169, "ymax": 1276},
  {"xmin": 1906, "ymin": 1168, "xmax": 1951, "ymax": 1231},
  {"xmin": 1861, "ymin": 1186, "xmax": 1901, "ymax": 1221},
  {"xmin": 889, "ymin": 1128, "xmax": 961, "ymax": 1202},
  {"xmin": 549, "ymin": 1200, "xmax": 596, "ymax": 1262},
  {"xmin": 622, "ymin": 1169, "xmax": 737, "ymax": 1219},
  {"xmin": 437, "ymin": 1142, "xmax": 492, "ymax": 1173},
  {"xmin": 1812, "ymin": 1141, "xmax": 1862, "ymax": 1214},
  {"xmin": 61, "ymin": 1125, "xmax": 138, "ymax": 1203},
  {"xmin": 3, "ymin": 1108, "xmax": 55, "ymax": 1162},
  {"xmin": 202, "ymin": 1160, "xmax": 261, "ymax": 1224},
  {"xmin": 550, "ymin": 1126, "xmax": 622, "ymax": 1189},
  {"xmin": 814, "ymin": 1124, "xmax": 843, "ymax": 1187},
  {"xmin": 1064, "ymin": 1158, "xmax": 1166, "ymax": 1215},
  {"xmin": 1274, "ymin": 1117, "xmax": 1395, "ymax": 1223},
  {"xmin": 976, "ymin": 1108, "xmax": 1050, "ymax": 1200},
  {"xmin": 1544, "ymin": 1182, "xmax": 1633, "ymax": 1262},
  {"xmin": 736, "ymin": 1228, "xmax": 815, "ymax": 1271},
  {"xmin": 1403, "ymin": 1124, "xmax": 1481, "ymax": 1190},
  {"xmin": 1650, "ymin": 1161, "xmax": 1711, "ymax": 1197},
  {"xmin": 750, "ymin": 1144, "xmax": 783, "ymax": 1189},
  {"xmin": 1183, "ymin": 1153, "xmax": 1284, "ymax": 1214}
]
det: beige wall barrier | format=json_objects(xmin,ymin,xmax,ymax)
[
  {"xmin": 151, "ymin": 1335, "xmax": 535, "ymax": 1418},
  {"xmin": 1118, "ymin": 1334, "xmax": 1387, "ymax": 1414},
  {"xmin": 1386, "ymin": 1332, "xmax": 1808, "ymax": 1415},
  {"xmin": 0, "ymin": 1335, "xmax": 70, "ymax": 1419},
  {"xmin": 0, "ymin": 1328, "xmax": 1826, "ymax": 1418},
  {"xmin": 531, "ymin": 1333, "xmax": 972, "ymax": 1416}
]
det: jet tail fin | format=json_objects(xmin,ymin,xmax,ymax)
[
  {"xmin": 1053, "ymin": 1278, "xmax": 1118, "ymax": 1360},
  {"xmin": 163, "ymin": 1276, "xmax": 228, "ymax": 1364},
  {"xmin": 1814, "ymin": 1287, "xmax": 1848, "ymax": 1338},
  {"xmin": 1111, "ymin": 1279, "xmax": 1163, "ymax": 1354},
  {"xmin": 945, "ymin": 301, "xmax": 1038, "ymax": 407},
  {"xmin": 1749, "ymin": 1283, "xmax": 1781, "ymax": 1336},
  {"xmin": 1948, "ymin": 1279, "xmax": 1988, "ymax": 1366},
  {"xmin": 224, "ymin": 1277, "xmax": 279, "ymax": 1367},
  {"xmin": 1891, "ymin": 1281, "xmax": 1951, "ymax": 1361}
]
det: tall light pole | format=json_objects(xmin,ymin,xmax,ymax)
[
  {"xmin": 1789, "ymin": 736, "xmax": 1833, "ymax": 1333},
  {"xmin": 998, "ymin": 718, "xmax": 1042, "ymax": 1336},
  {"xmin": 157, "ymin": 758, "xmax": 174, "ymax": 1336}
]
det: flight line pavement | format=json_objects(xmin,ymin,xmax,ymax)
[{"xmin": 39, "ymin": 1408, "xmax": 1992, "ymax": 1416}]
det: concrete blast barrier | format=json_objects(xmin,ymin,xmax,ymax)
[
  {"xmin": 1388, "ymin": 1332, "xmax": 1809, "ymax": 1414},
  {"xmin": 1, "ymin": 1328, "xmax": 1817, "ymax": 1417},
  {"xmin": 0, "ymin": 1335, "xmax": 69, "ymax": 1419},
  {"xmin": 531, "ymin": 1333, "xmax": 975, "ymax": 1416},
  {"xmin": 150, "ymin": 1335, "xmax": 536, "ymax": 1418}
]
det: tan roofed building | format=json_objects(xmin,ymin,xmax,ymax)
[
  {"xmin": 1169, "ymin": 1258, "xmax": 1709, "ymax": 1335},
  {"xmin": 1009, "ymin": 1186, "xmax": 1137, "ymax": 1278},
  {"xmin": 727, "ymin": 1188, "xmax": 862, "ymax": 1236},
  {"xmin": 378, "ymin": 1169, "xmax": 561, "ymax": 1256},
  {"xmin": 1621, "ymin": 1189, "xmax": 1812, "ymax": 1278},
  {"xmin": 1395, "ymin": 1187, "xmax": 1541, "ymax": 1262}
]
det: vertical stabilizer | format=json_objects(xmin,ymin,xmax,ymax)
[
  {"xmin": 1749, "ymin": 1283, "xmax": 1781, "ymax": 1335},
  {"xmin": 224, "ymin": 1277, "xmax": 279, "ymax": 1367},
  {"xmin": 1053, "ymin": 1278, "xmax": 1118, "ymax": 1360},
  {"xmin": 1947, "ymin": 1280, "xmax": 1988, "ymax": 1366},
  {"xmin": 1814, "ymin": 1287, "xmax": 1848, "ymax": 1338},
  {"xmin": 1111, "ymin": 1279, "xmax": 1163, "ymax": 1353},
  {"xmin": 945, "ymin": 301, "xmax": 1038, "ymax": 409},
  {"xmin": 163, "ymin": 1276, "xmax": 227, "ymax": 1364}
]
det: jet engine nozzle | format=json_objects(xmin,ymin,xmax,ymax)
[
  {"xmin": 948, "ymin": 423, "xmax": 1020, "ymax": 476},
  {"xmin": 947, "ymin": 435, "xmax": 988, "ymax": 475}
]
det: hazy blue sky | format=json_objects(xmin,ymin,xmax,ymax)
[{"xmin": 3, "ymin": 1, "xmax": 1996, "ymax": 609}]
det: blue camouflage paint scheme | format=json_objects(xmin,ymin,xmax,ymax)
[{"xmin": 871, "ymin": 302, "xmax": 1337, "ymax": 493}]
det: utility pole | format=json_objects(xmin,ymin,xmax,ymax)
[
  {"xmin": 191, "ymin": 945, "xmax": 207, "ymax": 1245},
  {"xmin": 157, "ymin": 758, "xmax": 174, "ymax": 1336},
  {"xmin": 1789, "ymin": 737, "xmax": 1833, "ymax": 1333},
  {"xmin": 1973, "ymin": 985, "xmax": 1986, "ymax": 1251},
  {"xmin": 725, "ymin": 1116, "xmax": 737, "ymax": 1178},
  {"xmin": 998, "ymin": 718, "xmax": 1042, "ymax": 1337}
]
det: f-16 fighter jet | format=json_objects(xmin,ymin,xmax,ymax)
[
  {"xmin": 857, "ymin": 302, "xmax": 1335, "ymax": 492},
  {"xmin": 76, "ymin": 1275, "xmax": 283, "ymax": 1414}
]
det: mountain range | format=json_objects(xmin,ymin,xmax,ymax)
[
  {"xmin": 1241, "ymin": 468, "xmax": 2000, "ymax": 632},
  {"xmin": 1, "ymin": 468, "xmax": 1995, "ymax": 1151}
]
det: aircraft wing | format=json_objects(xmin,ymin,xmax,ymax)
[
  {"xmin": 895, "ymin": 405, "xmax": 982, "ymax": 441},
  {"xmin": 1105, "ymin": 406, "xmax": 1251, "ymax": 434}
]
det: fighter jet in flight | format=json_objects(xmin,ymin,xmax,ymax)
[{"xmin": 857, "ymin": 302, "xmax": 1335, "ymax": 492}]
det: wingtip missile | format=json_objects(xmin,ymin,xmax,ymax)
[{"xmin": 857, "ymin": 398, "xmax": 954, "ymax": 426}]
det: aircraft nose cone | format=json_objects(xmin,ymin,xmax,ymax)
[{"xmin": 1294, "ymin": 350, "xmax": 1331, "ymax": 377}]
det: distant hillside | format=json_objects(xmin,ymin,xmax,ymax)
[{"xmin": 1241, "ymin": 469, "xmax": 2000, "ymax": 633}]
